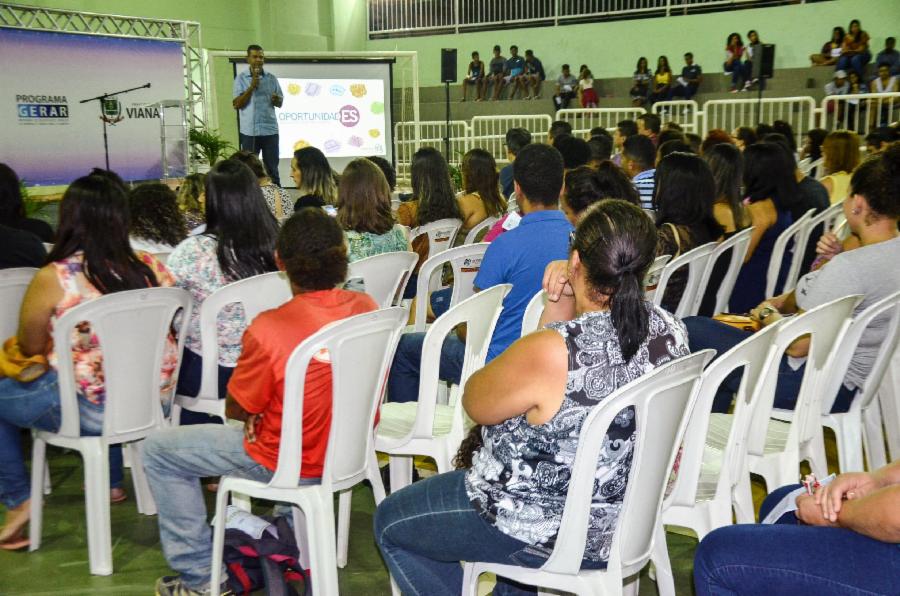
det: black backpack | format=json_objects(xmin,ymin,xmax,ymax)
[{"xmin": 223, "ymin": 515, "xmax": 310, "ymax": 596}]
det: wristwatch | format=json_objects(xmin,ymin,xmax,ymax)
[{"xmin": 758, "ymin": 306, "xmax": 777, "ymax": 321}]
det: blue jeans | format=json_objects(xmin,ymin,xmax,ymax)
[
  {"xmin": 430, "ymin": 287, "xmax": 453, "ymax": 318},
  {"xmin": 375, "ymin": 469, "xmax": 604, "ymax": 595},
  {"xmin": 683, "ymin": 317, "xmax": 856, "ymax": 414},
  {"xmin": 386, "ymin": 332, "xmax": 465, "ymax": 403},
  {"xmin": 694, "ymin": 483, "xmax": 900, "ymax": 595},
  {"xmin": 836, "ymin": 51, "xmax": 872, "ymax": 79},
  {"xmin": 0, "ymin": 371, "xmax": 123, "ymax": 509},
  {"xmin": 239, "ymin": 133, "xmax": 280, "ymax": 187},
  {"xmin": 142, "ymin": 424, "xmax": 276, "ymax": 590}
]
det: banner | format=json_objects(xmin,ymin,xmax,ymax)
[{"xmin": 0, "ymin": 27, "xmax": 186, "ymax": 186}]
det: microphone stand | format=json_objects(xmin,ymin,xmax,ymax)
[{"xmin": 80, "ymin": 82, "xmax": 151, "ymax": 171}]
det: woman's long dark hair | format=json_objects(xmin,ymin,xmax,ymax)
[
  {"xmin": 635, "ymin": 56, "xmax": 649, "ymax": 73},
  {"xmin": 410, "ymin": 147, "xmax": 461, "ymax": 225},
  {"xmin": 704, "ymin": 143, "xmax": 747, "ymax": 230},
  {"xmin": 743, "ymin": 142, "xmax": 799, "ymax": 211},
  {"xmin": 726, "ymin": 32, "xmax": 743, "ymax": 48},
  {"xmin": 48, "ymin": 174, "xmax": 159, "ymax": 293},
  {"xmin": 204, "ymin": 159, "xmax": 279, "ymax": 281},
  {"xmin": 129, "ymin": 183, "xmax": 188, "ymax": 246},
  {"xmin": 462, "ymin": 148, "xmax": 506, "ymax": 217},
  {"xmin": 831, "ymin": 26, "xmax": 846, "ymax": 45},
  {"xmin": 656, "ymin": 55, "xmax": 671, "ymax": 74},
  {"xmin": 653, "ymin": 152, "xmax": 725, "ymax": 242},
  {"xmin": 0, "ymin": 162, "xmax": 25, "ymax": 225}
]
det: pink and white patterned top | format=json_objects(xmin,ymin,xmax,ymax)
[{"xmin": 47, "ymin": 251, "xmax": 178, "ymax": 406}]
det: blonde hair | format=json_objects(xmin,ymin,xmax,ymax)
[
  {"xmin": 823, "ymin": 130, "xmax": 861, "ymax": 174},
  {"xmin": 337, "ymin": 158, "xmax": 394, "ymax": 235}
]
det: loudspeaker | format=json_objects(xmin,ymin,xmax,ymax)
[
  {"xmin": 441, "ymin": 48, "xmax": 457, "ymax": 83},
  {"xmin": 751, "ymin": 44, "xmax": 776, "ymax": 80}
]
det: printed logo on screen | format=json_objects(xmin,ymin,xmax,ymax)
[
  {"xmin": 339, "ymin": 105, "xmax": 360, "ymax": 128},
  {"xmin": 16, "ymin": 94, "xmax": 69, "ymax": 125}
]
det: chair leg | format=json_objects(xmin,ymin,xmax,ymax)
[
  {"xmin": 650, "ymin": 523, "xmax": 676, "ymax": 596},
  {"xmin": 231, "ymin": 492, "xmax": 251, "ymax": 511},
  {"xmin": 367, "ymin": 453, "xmax": 386, "ymax": 504},
  {"xmin": 836, "ymin": 416, "xmax": 864, "ymax": 473},
  {"xmin": 336, "ymin": 489, "xmax": 352, "ymax": 568},
  {"xmin": 461, "ymin": 563, "xmax": 480, "ymax": 596},
  {"xmin": 29, "ymin": 437, "xmax": 47, "ymax": 552},
  {"xmin": 292, "ymin": 507, "xmax": 311, "ymax": 571},
  {"xmin": 169, "ymin": 403, "xmax": 182, "ymax": 427},
  {"xmin": 862, "ymin": 402, "xmax": 887, "ymax": 470},
  {"xmin": 81, "ymin": 440, "xmax": 113, "ymax": 575},
  {"xmin": 733, "ymin": 476, "xmax": 755, "ymax": 523},
  {"xmin": 43, "ymin": 459, "xmax": 51, "ymax": 495},
  {"xmin": 296, "ymin": 493, "xmax": 339, "ymax": 596},
  {"xmin": 129, "ymin": 440, "xmax": 157, "ymax": 516},
  {"xmin": 209, "ymin": 486, "xmax": 231, "ymax": 596},
  {"xmin": 388, "ymin": 455, "xmax": 413, "ymax": 494}
]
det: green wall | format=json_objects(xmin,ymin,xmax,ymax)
[{"xmin": 367, "ymin": 0, "xmax": 900, "ymax": 87}]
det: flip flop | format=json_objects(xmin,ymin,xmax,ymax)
[
  {"xmin": 110, "ymin": 488, "xmax": 128, "ymax": 504},
  {"xmin": 0, "ymin": 529, "xmax": 29, "ymax": 551}
]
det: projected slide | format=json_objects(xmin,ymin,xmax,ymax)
[{"xmin": 276, "ymin": 78, "xmax": 387, "ymax": 159}]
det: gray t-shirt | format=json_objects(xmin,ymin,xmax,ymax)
[{"xmin": 795, "ymin": 235, "xmax": 900, "ymax": 390}]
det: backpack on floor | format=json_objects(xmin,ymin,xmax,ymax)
[{"xmin": 223, "ymin": 513, "xmax": 309, "ymax": 596}]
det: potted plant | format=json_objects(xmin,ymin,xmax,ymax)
[
  {"xmin": 189, "ymin": 127, "xmax": 234, "ymax": 170},
  {"xmin": 19, "ymin": 179, "xmax": 51, "ymax": 219}
]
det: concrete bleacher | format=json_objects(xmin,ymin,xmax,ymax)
[{"xmin": 415, "ymin": 65, "xmax": 841, "ymax": 122}]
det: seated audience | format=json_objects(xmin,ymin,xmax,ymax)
[
  {"xmin": 500, "ymin": 127, "xmax": 531, "ymax": 201},
  {"xmin": 865, "ymin": 129, "xmax": 890, "ymax": 154},
  {"xmin": 637, "ymin": 113, "xmax": 661, "ymax": 146},
  {"xmin": 0, "ymin": 173, "xmax": 175, "ymax": 548},
  {"xmin": 0, "ymin": 163, "xmax": 54, "ymax": 243},
  {"xmin": 560, "ymin": 163, "xmax": 640, "ymax": 225},
  {"xmin": 673, "ymin": 52, "xmax": 703, "ymax": 100},
  {"xmin": 810, "ymin": 26, "xmax": 845, "ymax": 66},
  {"xmin": 685, "ymin": 145, "xmax": 899, "ymax": 414},
  {"xmin": 695, "ymin": 458, "xmax": 900, "ymax": 595},
  {"xmin": 456, "ymin": 148, "xmax": 506, "ymax": 238},
  {"xmin": 876, "ymin": 36, "xmax": 899, "ymax": 75},
  {"xmin": 630, "ymin": 56, "xmax": 652, "ymax": 107},
  {"xmin": 230, "ymin": 150, "xmax": 292, "ymax": 221},
  {"xmin": 700, "ymin": 129, "xmax": 734, "ymax": 155},
  {"xmin": 731, "ymin": 126, "xmax": 757, "ymax": 151},
  {"xmin": 0, "ymin": 223, "xmax": 45, "ymax": 269},
  {"xmin": 764, "ymin": 133, "xmax": 830, "ymax": 219},
  {"xmin": 621, "ymin": 135, "xmax": 657, "ymax": 210},
  {"xmin": 836, "ymin": 19, "xmax": 871, "ymax": 79},
  {"xmin": 613, "ymin": 119, "xmax": 639, "ymax": 165},
  {"xmin": 657, "ymin": 128, "xmax": 686, "ymax": 148},
  {"xmin": 523, "ymin": 49, "xmax": 545, "ymax": 99},
  {"xmin": 685, "ymin": 133, "xmax": 703, "ymax": 154},
  {"xmin": 845, "ymin": 70, "xmax": 868, "ymax": 129},
  {"xmin": 290, "ymin": 146, "xmax": 338, "ymax": 211},
  {"xmin": 653, "ymin": 152, "xmax": 724, "ymax": 312},
  {"xmin": 128, "ymin": 183, "xmax": 188, "ymax": 255},
  {"xmin": 587, "ymin": 130, "xmax": 614, "ymax": 167},
  {"xmin": 338, "ymin": 158, "xmax": 410, "ymax": 263},
  {"xmin": 657, "ymin": 139, "xmax": 693, "ymax": 164},
  {"xmin": 593, "ymin": 160, "xmax": 641, "ymax": 207},
  {"xmin": 487, "ymin": 45, "xmax": 506, "ymax": 100},
  {"xmin": 367, "ymin": 155, "xmax": 397, "ymax": 192},
  {"xmin": 387, "ymin": 143, "xmax": 572, "ymax": 403},
  {"xmin": 548, "ymin": 120, "xmax": 573, "ymax": 146},
  {"xmin": 145, "ymin": 207, "xmax": 378, "ymax": 595},
  {"xmin": 375, "ymin": 199, "xmax": 690, "ymax": 595},
  {"xmin": 770, "ymin": 120, "xmax": 797, "ymax": 153},
  {"xmin": 578, "ymin": 67, "xmax": 598, "ymax": 108},
  {"xmin": 166, "ymin": 160, "xmax": 278, "ymax": 411},
  {"xmin": 461, "ymin": 50, "xmax": 485, "ymax": 102},
  {"xmin": 552, "ymin": 63, "xmax": 578, "ymax": 110},
  {"xmin": 821, "ymin": 130, "xmax": 860, "ymax": 204},
  {"xmin": 800, "ymin": 128, "xmax": 827, "ymax": 172},
  {"xmin": 870, "ymin": 63, "xmax": 899, "ymax": 128},
  {"xmin": 742, "ymin": 30, "xmax": 764, "ymax": 91},
  {"xmin": 176, "ymin": 173, "xmax": 206, "ymax": 234},
  {"xmin": 555, "ymin": 135, "xmax": 592, "ymax": 170},
  {"xmin": 724, "ymin": 32, "xmax": 748, "ymax": 92},
  {"xmin": 500, "ymin": 45, "xmax": 526, "ymax": 100},
  {"xmin": 824, "ymin": 69, "xmax": 850, "ymax": 97},
  {"xmin": 648, "ymin": 55, "xmax": 673, "ymax": 106}
]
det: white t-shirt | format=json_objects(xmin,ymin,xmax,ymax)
[{"xmin": 579, "ymin": 78, "xmax": 594, "ymax": 91}]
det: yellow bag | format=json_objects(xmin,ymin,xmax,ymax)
[
  {"xmin": 0, "ymin": 336, "xmax": 49, "ymax": 383},
  {"xmin": 712, "ymin": 313, "xmax": 762, "ymax": 333}
]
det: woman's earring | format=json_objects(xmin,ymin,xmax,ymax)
[{"xmin": 852, "ymin": 208, "xmax": 861, "ymax": 215}]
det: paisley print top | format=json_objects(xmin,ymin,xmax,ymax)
[{"xmin": 465, "ymin": 305, "xmax": 690, "ymax": 562}]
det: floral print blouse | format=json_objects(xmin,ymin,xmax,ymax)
[
  {"xmin": 261, "ymin": 184, "xmax": 293, "ymax": 221},
  {"xmin": 345, "ymin": 225, "xmax": 409, "ymax": 263},
  {"xmin": 47, "ymin": 251, "xmax": 178, "ymax": 406}
]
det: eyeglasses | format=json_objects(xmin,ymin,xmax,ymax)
[{"xmin": 569, "ymin": 230, "xmax": 576, "ymax": 248}]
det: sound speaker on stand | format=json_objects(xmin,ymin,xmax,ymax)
[
  {"xmin": 751, "ymin": 44, "xmax": 775, "ymax": 125},
  {"xmin": 440, "ymin": 49, "xmax": 457, "ymax": 159}
]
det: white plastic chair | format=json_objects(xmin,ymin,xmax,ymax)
[
  {"xmin": 772, "ymin": 290, "xmax": 900, "ymax": 473},
  {"xmin": 152, "ymin": 252, "xmax": 171, "ymax": 265},
  {"xmin": 464, "ymin": 215, "xmax": 500, "ymax": 244},
  {"xmin": 29, "ymin": 287, "xmax": 192, "ymax": 575},
  {"xmin": 346, "ymin": 251, "xmax": 418, "ymax": 308},
  {"xmin": 798, "ymin": 157, "xmax": 824, "ymax": 178},
  {"xmin": 692, "ymin": 227, "xmax": 755, "ymax": 316},
  {"xmin": 375, "ymin": 284, "xmax": 511, "ymax": 494},
  {"xmin": 642, "ymin": 254, "xmax": 671, "ymax": 302},
  {"xmin": 651, "ymin": 324, "xmax": 782, "ymax": 596},
  {"xmin": 877, "ymin": 347, "xmax": 900, "ymax": 466},
  {"xmin": 521, "ymin": 290, "xmax": 548, "ymax": 337},
  {"xmin": 209, "ymin": 307, "xmax": 408, "ymax": 595},
  {"xmin": 0, "ymin": 267, "xmax": 37, "ymax": 340},
  {"xmin": 409, "ymin": 217, "xmax": 463, "ymax": 260},
  {"xmin": 171, "ymin": 271, "xmax": 292, "ymax": 423},
  {"xmin": 652, "ymin": 243, "xmax": 717, "ymax": 317},
  {"xmin": 711, "ymin": 295, "xmax": 861, "ymax": 491},
  {"xmin": 765, "ymin": 208, "xmax": 815, "ymax": 297},
  {"xmin": 411, "ymin": 242, "xmax": 490, "ymax": 332},
  {"xmin": 461, "ymin": 350, "xmax": 713, "ymax": 596}
]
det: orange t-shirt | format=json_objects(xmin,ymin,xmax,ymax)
[{"xmin": 227, "ymin": 288, "xmax": 378, "ymax": 477}]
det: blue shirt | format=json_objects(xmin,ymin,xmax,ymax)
[
  {"xmin": 506, "ymin": 55, "xmax": 526, "ymax": 76},
  {"xmin": 499, "ymin": 164, "xmax": 515, "ymax": 200},
  {"xmin": 233, "ymin": 69, "xmax": 284, "ymax": 137},
  {"xmin": 474, "ymin": 209, "xmax": 573, "ymax": 361},
  {"xmin": 633, "ymin": 168, "xmax": 656, "ymax": 210}
]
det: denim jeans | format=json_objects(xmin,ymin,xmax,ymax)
[
  {"xmin": 683, "ymin": 317, "xmax": 856, "ymax": 414},
  {"xmin": 0, "ymin": 371, "xmax": 123, "ymax": 509},
  {"xmin": 386, "ymin": 331, "xmax": 465, "ymax": 403},
  {"xmin": 239, "ymin": 133, "xmax": 280, "ymax": 187},
  {"xmin": 693, "ymin": 483, "xmax": 900, "ymax": 595},
  {"xmin": 430, "ymin": 287, "xmax": 453, "ymax": 319},
  {"xmin": 142, "ymin": 424, "xmax": 275, "ymax": 590},
  {"xmin": 836, "ymin": 51, "xmax": 872, "ymax": 79},
  {"xmin": 375, "ymin": 470, "xmax": 604, "ymax": 595}
]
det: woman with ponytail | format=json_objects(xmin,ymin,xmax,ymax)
[{"xmin": 374, "ymin": 199, "xmax": 690, "ymax": 595}]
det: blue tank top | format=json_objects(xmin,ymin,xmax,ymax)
[{"xmin": 729, "ymin": 208, "xmax": 793, "ymax": 313}]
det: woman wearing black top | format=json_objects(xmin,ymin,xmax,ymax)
[{"xmin": 0, "ymin": 163, "xmax": 54, "ymax": 243}]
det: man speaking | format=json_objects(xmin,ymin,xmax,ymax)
[{"xmin": 232, "ymin": 44, "xmax": 283, "ymax": 186}]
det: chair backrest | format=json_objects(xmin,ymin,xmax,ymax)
[
  {"xmin": 464, "ymin": 216, "xmax": 500, "ymax": 244},
  {"xmin": 818, "ymin": 290, "xmax": 900, "ymax": 415},
  {"xmin": 346, "ymin": 251, "xmax": 419, "ymax": 308},
  {"xmin": 198, "ymin": 271, "xmax": 293, "ymax": 399},
  {"xmin": 152, "ymin": 252, "xmax": 171, "ymax": 265},
  {"xmin": 642, "ymin": 254, "xmax": 671, "ymax": 302},
  {"xmin": 410, "ymin": 218, "xmax": 463, "ymax": 260},
  {"xmin": 270, "ymin": 307, "xmax": 408, "ymax": 489},
  {"xmin": 53, "ymin": 287, "xmax": 192, "ymax": 440},
  {"xmin": 653, "ymin": 242, "xmax": 717, "ymax": 317},
  {"xmin": 745, "ymin": 295, "xmax": 862, "ymax": 458},
  {"xmin": 542, "ymin": 350, "xmax": 714, "ymax": 578},
  {"xmin": 765, "ymin": 208, "xmax": 815, "ymax": 297},
  {"xmin": 0, "ymin": 267, "xmax": 37, "ymax": 340},
  {"xmin": 408, "ymin": 284, "xmax": 511, "ymax": 442},
  {"xmin": 693, "ymin": 227, "xmax": 755, "ymax": 316},
  {"xmin": 521, "ymin": 290, "xmax": 548, "ymax": 337},
  {"xmin": 665, "ymin": 323, "xmax": 782, "ymax": 509},
  {"xmin": 798, "ymin": 157, "xmax": 824, "ymax": 178},
  {"xmin": 412, "ymin": 243, "xmax": 490, "ymax": 332}
]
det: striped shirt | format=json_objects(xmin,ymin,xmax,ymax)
[{"xmin": 632, "ymin": 168, "xmax": 656, "ymax": 210}]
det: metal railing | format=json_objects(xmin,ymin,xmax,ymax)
[
  {"xmin": 652, "ymin": 100, "xmax": 700, "ymax": 133},
  {"xmin": 394, "ymin": 120, "xmax": 470, "ymax": 179},
  {"xmin": 702, "ymin": 96, "xmax": 817, "ymax": 148},
  {"xmin": 820, "ymin": 92, "xmax": 900, "ymax": 138},
  {"xmin": 470, "ymin": 114, "xmax": 553, "ymax": 165},
  {"xmin": 557, "ymin": 108, "xmax": 645, "ymax": 136}
]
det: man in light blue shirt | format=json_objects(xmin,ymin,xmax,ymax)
[{"xmin": 233, "ymin": 44, "xmax": 284, "ymax": 186}]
